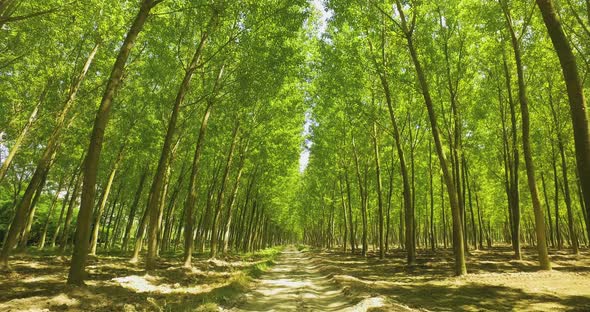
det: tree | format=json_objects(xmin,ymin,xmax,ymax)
[{"xmin": 67, "ymin": 0, "xmax": 162, "ymax": 285}]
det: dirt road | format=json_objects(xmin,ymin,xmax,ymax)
[{"xmin": 231, "ymin": 247, "xmax": 385, "ymax": 312}]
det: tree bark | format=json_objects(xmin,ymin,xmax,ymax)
[
  {"xmin": 0, "ymin": 91, "xmax": 43, "ymax": 184},
  {"xmin": 502, "ymin": 2, "xmax": 551, "ymax": 269},
  {"xmin": 146, "ymin": 24, "xmax": 211, "ymax": 270},
  {"xmin": 183, "ymin": 64, "xmax": 223, "ymax": 266},
  {"xmin": 68, "ymin": 0, "xmax": 158, "ymax": 285},
  {"xmin": 210, "ymin": 121, "xmax": 240, "ymax": 259},
  {"xmin": 536, "ymin": 0, "xmax": 590, "ymax": 243},
  {"xmin": 122, "ymin": 166, "xmax": 149, "ymax": 251},
  {"xmin": 372, "ymin": 123, "xmax": 385, "ymax": 259},
  {"xmin": 393, "ymin": 0, "xmax": 466, "ymax": 275},
  {"xmin": 89, "ymin": 146, "xmax": 124, "ymax": 256},
  {"xmin": 369, "ymin": 36, "xmax": 414, "ymax": 263}
]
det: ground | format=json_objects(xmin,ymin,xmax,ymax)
[{"xmin": 1, "ymin": 246, "xmax": 589, "ymax": 311}]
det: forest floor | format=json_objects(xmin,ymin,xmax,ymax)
[
  {"xmin": 1, "ymin": 246, "xmax": 590, "ymax": 311},
  {"xmin": 304, "ymin": 246, "xmax": 590, "ymax": 311},
  {"xmin": 0, "ymin": 247, "xmax": 282, "ymax": 312}
]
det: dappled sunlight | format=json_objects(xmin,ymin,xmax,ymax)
[
  {"xmin": 232, "ymin": 247, "xmax": 358, "ymax": 311},
  {"xmin": 0, "ymin": 248, "xmax": 284, "ymax": 311},
  {"xmin": 0, "ymin": 293, "xmax": 80, "ymax": 311},
  {"xmin": 311, "ymin": 247, "xmax": 590, "ymax": 311}
]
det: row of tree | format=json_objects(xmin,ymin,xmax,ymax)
[
  {"xmin": 0, "ymin": 0, "xmax": 308, "ymax": 285},
  {"xmin": 299, "ymin": 0, "xmax": 590, "ymax": 275}
]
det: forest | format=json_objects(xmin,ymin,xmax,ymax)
[{"xmin": 1, "ymin": 0, "xmax": 590, "ymax": 311}]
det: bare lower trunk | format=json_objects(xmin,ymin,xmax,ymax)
[
  {"xmin": 536, "ymin": 0, "xmax": 590, "ymax": 243},
  {"xmin": 210, "ymin": 121, "xmax": 240, "ymax": 259},
  {"xmin": 183, "ymin": 65, "xmax": 222, "ymax": 266},
  {"xmin": 394, "ymin": 0, "xmax": 466, "ymax": 275},
  {"xmin": 147, "ymin": 25, "xmax": 211, "ymax": 270},
  {"xmin": 122, "ymin": 167, "xmax": 149, "ymax": 251},
  {"xmin": 68, "ymin": 1, "xmax": 157, "ymax": 285},
  {"xmin": 502, "ymin": 3, "xmax": 551, "ymax": 269}
]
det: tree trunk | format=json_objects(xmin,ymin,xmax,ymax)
[
  {"xmin": 536, "ymin": 0, "xmax": 590, "ymax": 243},
  {"xmin": 130, "ymin": 197, "xmax": 150, "ymax": 263},
  {"xmin": 502, "ymin": 50, "xmax": 522, "ymax": 260},
  {"xmin": 146, "ymin": 24, "xmax": 211, "ymax": 270},
  {"xmin": 541, "ymin": 173, "xmax": 555, "ymax": 247},
  {"xmin": 502, "ymin": 3, "xmax": 551, "ymax": 269},
  {"xmin": 39, "ymin": 175, "xmax": 66, "ymax": 249},
  {"xmin": 183, "ymin": 64, "xmax": 223, "ymax": 266},
  {"xmin": 68, "ymin": 0, "xmax": 158, "ymax": 285},
  {"xmin": 339, "ymin": 178, "xmax": 348, "ymax": 252},
  {"xmin": 221, "ymin": 149, "xmax": 246, "ymax": 254},
  {"xmin": 51, "ymin": 162, "xmax": 82, "ymax": 248},
  {"xmin": 59, "ymin": 170, "xmax": 83, "ymax": 253},
  {"xmin": 394, "ymin": 0, "xmax": 466, "ymax": 275},
  {"xmin": 18, "ymin": 162, "xmax": 51, "ymax": 251},
  {"xmin": 122, "ymin": 166, "xmax": 149, "ymax": 251},
  {"xmin": 210, "ymin": 121, "xmax": 240, "ymax": 259},
  {"xmin": 553, "ymin": 150, "xmax": 563, "ymax": 249},
  {"xmin": 372, "ymin": 123, "xmax": 385, "ymax": 259},
  {"xmin": 0, "ymin": 91, "xmax": 43, "ymax": 184},
  {"xmin": 89, "ymin": 147, "xmax": 124, "ymax": 256},
  {"xmin": 370, "ymin": 36, "xmax": 414, "ymax": 263},
  {"xmin": 351, "ymin": 137, "xmax": 368, "ymax": 257}
]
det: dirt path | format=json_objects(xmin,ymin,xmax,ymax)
[{"xmin": 230, "ymin": 247, "xmax": 383, "ymax": 312}]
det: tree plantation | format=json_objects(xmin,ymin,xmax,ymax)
[{"xmin": 1, "ymin": 0, "xmax": 590, "ymax": 311}]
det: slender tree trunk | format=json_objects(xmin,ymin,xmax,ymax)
[
  {"xmin": 39, "ymin": 175, "xmax": 66, "ymax": 249},
  {"xmin": 370, "ymin": 37, "xmax": 414, "ymax": 263},
  {"xmin": 429, "ymin": 141, "xmax": 436, "ymax": 251},
  {"xmin": 89, "ymin": 147, "xmax": 124, "ymax": 256},
  {"xmin": 553, "ymin": 150, "xmax": 563, "ymax": 249},
  {"xmin": 68, "ymin": 0, "xmax": 159, "ymax": 285},
  {"xmin": 183, "ymin": 64, "xmax": 223, "ymax": 266},
  {"xmin": 536, "ymin": 0, "xmax": 590, "ymax": 243},
  {"xmin": 394, "ymin": 0, "xmax": 466, "ymax": 275},
  {"xmin": 18, "ymin": 163, "xmax": 51, "ymax": 251},
  {"xmin": 146, "ymin": 24, "xmax": 211, "ymax": 271},
  {"xmin": 59, "ymin": 170, "xmax": 83, "ymax": 253},
  {"xmin": 351, "ymin": 137, "xmax": 368, "ymax": 256},
  {"xmin": 372, "ymin": 123, "xmax": 385, "ymax": 259},
  {"xmin": 51, "ymin": 163, "xmax": 81, "ymax": 248},
  {"xmin": 541, "ymin": 173, "xmax": 555, "ymax": 247},
  {"xmin": 502, "ymin": 50, "xmax": 522, "ymax": 260},
  {"xmin": 339, "ymin": 178, "xmax": 348, "ymax": 252},
  {"xmin": 130, "ymin": 198, "xmax": 150, "ymax": 263},
  {"xmin": 344, "ymin": 169, "xmax": 355, "ymax": 253},
  {"xmin": 210, "ymin": 121, "xmax": 240, "ymax": 259},
  {"xmin": 221, "ymin": 151, "xmax": 246, "ymax": 254},
  {"xmin": 550, "ymin": 90, "xmax": 580, "ymax": 254},
  {"xmin": 502, "ymin": 3, "xmax": 551, "ymax": 269},
  {"xmin": 103, "ymin": 184, "xmax": 123, "ymax": 250},
  {"xmin": 464, "ymin": 159, "xmax": 478, "ymax": 249},
  {"xmin": 0, "ymin": 91, "xmax": 43, "ymax": 184},
  {"xmin": 122, "ymin": 166, "xmax": 148, "ymax": 251},
  {"xmin": 441, "ymin": 173, "xmax": 448, "ymax": 249},
  {"xmin": 474, "ymin": 181, "xmax": 484, "ymax": 250}
]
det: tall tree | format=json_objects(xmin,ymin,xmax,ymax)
[{"xmin": 67, "ymin": 0, "xmax": 162, "ymax": 285}]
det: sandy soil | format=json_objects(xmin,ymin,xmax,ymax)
[
  {"xmin": 0, "ymin": 250, "xmax": 277, "ymax": 311},
  {"xmin": 310, "ymin": 247, "xmax": 590, "ymax": 311},
  {"xmin": 230, "ymin": 246, "xmax": 392, "ymax": 311},
  {"xmin": 1, "ymin": 246, "xmax": 589, "ymax": 311}
]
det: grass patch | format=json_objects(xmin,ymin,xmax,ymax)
[
  {"xmin": 296, "ymin": 244, "xmax": 309, "ymax": 252},
  {"xmin": 165, "ymin": 246, "xmax": 282, "ymax": 311}
]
